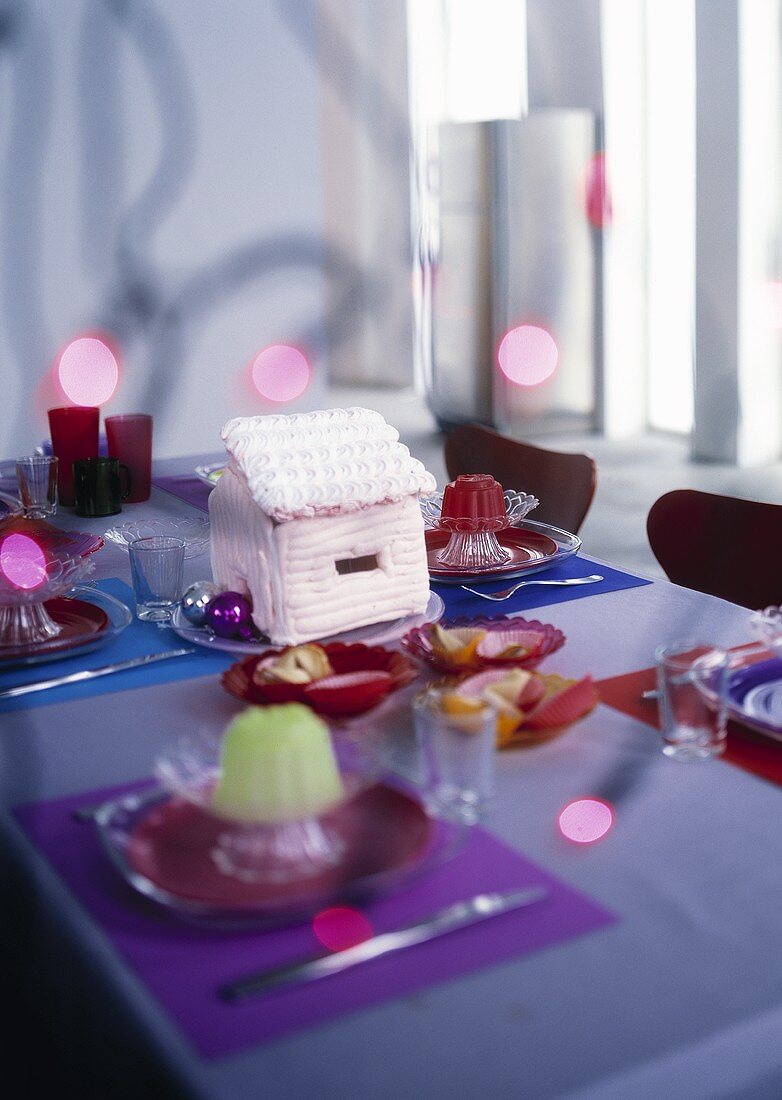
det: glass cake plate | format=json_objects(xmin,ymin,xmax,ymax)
[
  {"xmin": 169, "ymin": 590, "xmax": 445, "ymax": 656},
  {"xmin": 0, "ymin": 585, "xmax": 132, "ymax": 668},
  {"xmin": 425, "ymin": 520, "xmax": 581, "ymax": 585},
  {"xmin": 94, "ymin": 780, "xmax": 467, "ymax": 927}
]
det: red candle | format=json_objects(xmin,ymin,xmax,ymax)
[
  {"xmin": 47, "ymin": 406, "xmax": 99, "ymax": 507},
  {"xmin": 105, "ymin": 414, "xmax": 153, "ymax": 503}
]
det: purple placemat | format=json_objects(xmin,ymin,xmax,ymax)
[
  {"xmin": 14, "ymin": 780, "xmax": 616, "ymax": 1059},
  {"xmin": 154, "ymin": 475, "xmax": 212, "ymax": 512}
]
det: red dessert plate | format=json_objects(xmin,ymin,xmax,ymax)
[
  {"xmin": 221, "ymin": 642, "xmax": 417, "ymax": 716},
  {"xmin": 96, "ymin": 784, "xmax": 464, "ymax": 925},
  {"xmin": 0, "ymin": 597, "xmax": 109, "ymax": 663},
  {"xmin": 425, "ymin": 527, "xmax": 559, "ymax": 580},
  {"xmin": 402, "ymin": 615, "xmax": 565, "ymax": 674}
]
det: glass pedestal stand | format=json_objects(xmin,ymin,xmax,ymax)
[
  {"xmin": 436, "ymin": 527, "xmax": 512, "ymax": 570},
  {"xmin": 0, "ymin": 556, "xmax": 94, "ymax": 647},
  {"xmin": 211, "ymin": 815, "xmax": 346, "ymax": 884}
]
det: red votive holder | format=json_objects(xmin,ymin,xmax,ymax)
[
  {"xmin": 105, "ymin": 414, "xmax": 153, "ymax": 503},
  {"xmin": 47, "ymin": 406, "xmax": 99, "ymax": 507}
]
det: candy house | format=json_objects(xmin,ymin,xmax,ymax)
[{"xmin": 209, "ymin": 408, "xmax": 436, "ymax": 645}]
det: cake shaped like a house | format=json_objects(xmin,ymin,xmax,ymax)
[{"xmin": 209, "ymin": 407, "xmax": 437, "ymax": 645}]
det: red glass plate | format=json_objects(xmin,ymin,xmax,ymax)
[
  {"xmin": 0, "ymin": 597, "xmax": 109, "ymax": 663},
  {"xmin": 426, "ymin": 527, "xmax": 559, "ymax": 580},
  {"xmin": 96, "ymin": 783, "xmax": 465, "ymax": 925}
]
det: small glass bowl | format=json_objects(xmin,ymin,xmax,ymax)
[
  {"xmin": 104, "ymin": 516, "xmax": 210, "ymax": 559},
  {"xmin": 420, "ymin": 487, "xmax": 539, "ymax": 531}
]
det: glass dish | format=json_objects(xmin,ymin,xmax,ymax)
[
  {"xmin": 104, "ymin": 516, "xmax": 210, "ymax": 560},
  {"xmin": 194, "ymin": 463, "xmax": 224, "ymax": 487},
  {"xmin": 402, "ymin": 615, "xmax": 565, "ymax": 674},
  {"xmin": 170, "ymin": 590, "xmax": 446, "ymax": 656},
  {"xmin": 221, "ymin": 641, "xmax": 418, "ymax": 716},
  {"xmin": 425, "ymin": 520, "xmax": 581, "ymax": 585},
  {"xmin": 749, "ymin": 606, "xmax": 782, "ymax": 660},
  {"xmin": 0, "ymin": 519, "xmax": 105, "ymax": 645},
  {"xmin": 420, "ymin": 487, "xmax": 538, "ymax": 531},
  {"xmin": 94, "ymin": 780, "xmax": 466, "ymax": 927},
  {"xmin": 0, "ymin": 584, "xmax": 132, "ymax": 667},
  {"xmin": 724, "ymin": 657, "xmax": 782, "ymax": 741}
]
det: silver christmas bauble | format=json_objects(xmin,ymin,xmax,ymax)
[{"xmin": 180, "ymin": 581, "xmax": 221, "ymax": 625}]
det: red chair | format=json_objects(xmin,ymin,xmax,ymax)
[
  {"xmin": 444, "ymin": 423, "xmax": 597, "ymax": 534},
  {"xmin": 646, "ymin": 489, "xmax": 782, "ymax": 608}
]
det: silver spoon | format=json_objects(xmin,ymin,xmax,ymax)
[{"xmin": 460, "ymin": 574, "xmax": 604, "ymax": 602}]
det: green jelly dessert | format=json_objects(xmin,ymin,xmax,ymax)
[{"xmin": 211, "ymin": 703, "xmax": 344, "ymax": 823}]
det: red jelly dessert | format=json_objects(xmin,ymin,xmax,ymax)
[{"xmin": 440, "ymin": 474, "xmax": 508, "ymax": 532}]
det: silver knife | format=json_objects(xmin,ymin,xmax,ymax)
[
  {"xmin": 0, "ymin": 647, "xmax": 196, "ymax": 700},
  {"xmin": 221, "ymin": 885, "xmax": 549, "ymax": 1002}
]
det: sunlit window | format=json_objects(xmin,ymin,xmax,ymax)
[{"xmin": 645, "ymin": 0, "xmax": 696, "ymax": 434}]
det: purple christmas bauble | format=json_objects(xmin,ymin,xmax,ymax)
[{"xmin": 204, "ymin": 591, "xmax": 254, "ymax": 639}]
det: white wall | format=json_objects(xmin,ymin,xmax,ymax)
[{"xmin": 0, "ymin": 0, "xmax": 327, "ymax": 459}]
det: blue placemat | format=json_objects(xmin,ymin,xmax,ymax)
[
  {"xmin": 435, "ymin": 554, "xmax": 652, "ymax": 619},
  {"xmin": 0, "ymin": 579, "xmax": 235, "ymax": 713}
]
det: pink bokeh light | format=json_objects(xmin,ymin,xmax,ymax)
[
  {"xmin": 498, "ymin": 325, "xmax": 558, "ymax": 387},
  {"xmin": 0, "ymin": 534, "xmax": 47, "ymax": 590},
  {"xmin": 558, "ymin": 798, "xmax": 614, "ymax": 845},
  {"xmin": 312, "ymin": 906, "xmax": 373, "ymax": 952},
  {"xmin": 57, "ymin": 335, "xmax": 120, "ymax": 406},
  {"xmin": 584, "ymin": 152, "xmax": 612, "ymax": 228},
  {"xmin": 251, "ymin": 344, "xmax": 311, "ymax": 403}
]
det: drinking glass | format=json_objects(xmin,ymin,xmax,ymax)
[
  {"xmin": 655, "ymin": 641, "xmax": 729, "ymax": 761},
  {"xmin": 128, "ymin": 536, "xmax": 185, "ymax": 621},
  {"xmin": 105, "ymin": 414, "xmax": 153, "ymax": 503},
  {"xmin": 412, "ymin": 687, "xmax": 496, "ymax": 824},
  {"xmin": 47, "ymin": 406, "xmax": 99, "ymax": 506},
  {"xmin": 15, "ymin": 455, "xmax": 58, "ymax": 517}
]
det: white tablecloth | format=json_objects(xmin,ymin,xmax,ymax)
[{"xmin": 2, "ymin": 459, "xmax": 780, "ymax": 1099}]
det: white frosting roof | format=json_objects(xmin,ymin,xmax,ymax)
[{"xmin": 221, "ymin": 407, "xmax": 437, "ymax": 521}]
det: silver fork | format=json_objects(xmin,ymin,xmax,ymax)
[{"xmin": 461, "ymin": 574, "xmax": 604, "ymax": 601}]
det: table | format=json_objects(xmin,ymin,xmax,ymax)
[{"xmin": 3, "ymin": 456, "xmax": 782, "ymax": 1099}]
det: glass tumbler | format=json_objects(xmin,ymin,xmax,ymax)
[
  {"xmin": 412, "ymin": 687, "xmax": 496, "ymax": 824},
  {"xmin": 15, "ymin": 455, "xmax": 58, "ymax": 517},
  {"xmin": 128, "ymin": 536, "xmax": 185, "ymax": 622},
  {"xmin": 655, "ymin": 641, "xmax": 729, "ymax": 761}
]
